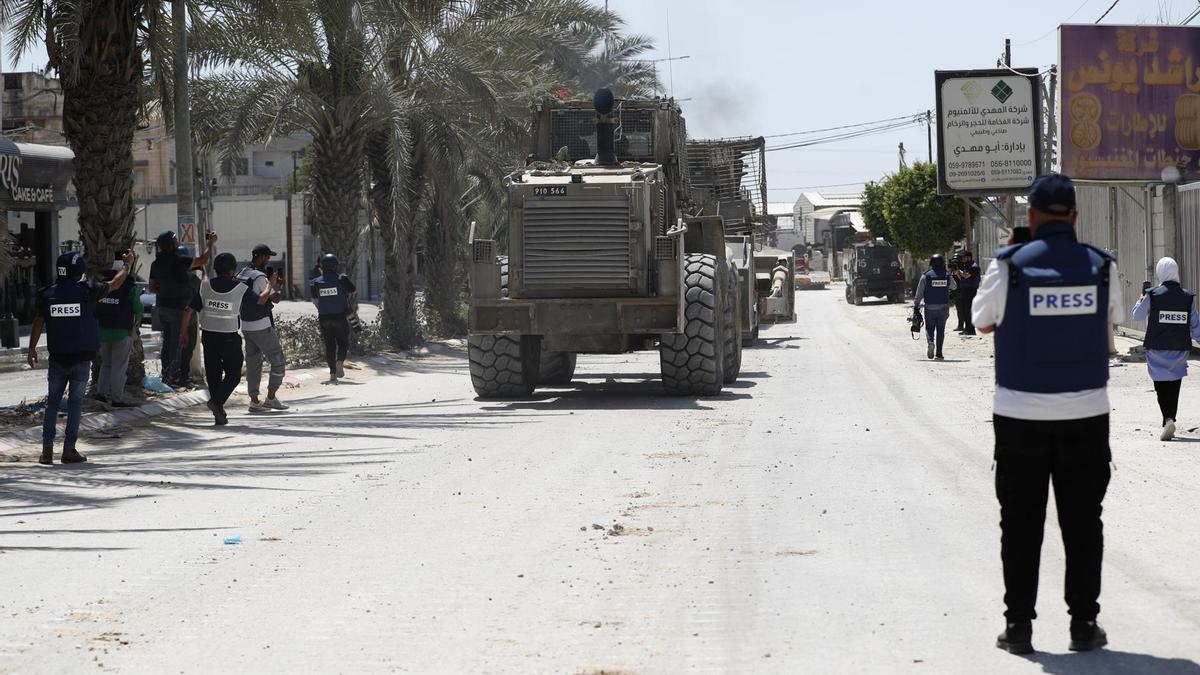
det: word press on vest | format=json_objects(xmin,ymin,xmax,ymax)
[
  {"xmin": 1159, "ymin": 310, "xmax": 1189, "ymax": 324},
  {"xmin": 931, "ymin": 279, "xmax": 948, "ymax": 288},
  {"xmin": 49, "ymin": 303, "xmax": 82, "ymax": 317},
  {"xmin": 206, "ymin": 298, "xmax": 232, "ymax": 312},
  {"xmin": 1029, "ymin": 286, "xmax": 1098, "ymax": 316},
  {"xmin": 319, "ymin": 287, "xmax": 339, "ymax": 297}
]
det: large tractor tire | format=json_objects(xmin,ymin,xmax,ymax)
[
  {"xmin": 468, "ymin": 334, "xmax": 541, "ymax": 398},
  {"xmin": 660, "ymin": 254, "xmax": 726, "ymax": 396},
  {"xmin": 498, "ymin": 255, "xmax": 509, "ymax": 297},
  {"xmin": 722, "ymin": 263, "xmax": 742, "ymax": 383},
  {"xmin": 537, "ymin": 351, "xmax": 577, "ymax": 385}
]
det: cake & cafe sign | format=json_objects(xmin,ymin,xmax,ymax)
[{"xmin": 0, "ymin": 139, "xmax": 73, "ymax": 208}]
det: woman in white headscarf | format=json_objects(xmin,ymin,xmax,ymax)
[{"xmin": 1132, "ymin": 256, "xmax": 1200, "ymax": 440}]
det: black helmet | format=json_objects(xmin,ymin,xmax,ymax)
[
  {"xmin": 319, "ymin": 253, "xmax": 339, "ymax": 273},
  {"xmin": 156, "ymin": 230, "xmax": 177, "ymax": 252},
  {"xmin": 56, "ymin": 251, "xmax": 86, "ymax": 282},
  {"xmin": 930, "ymin": 254, "xmax": 945, "ymax": 269},
  {"xmin": 214, "ymin": 252, "xmax": 238, "ymax": 276}
]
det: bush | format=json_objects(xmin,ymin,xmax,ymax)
[{"xmin": 273, "ymin": 315, "xmax": 389, "ymax": 368}]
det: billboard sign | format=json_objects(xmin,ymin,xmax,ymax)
[
  {"xmin": 1060, "ymin": 24, "xmax": 1200, "ymax": 181},
  {"xmin": 935, "ymin": 68, "xmax": 1043, "ymax": 195}
]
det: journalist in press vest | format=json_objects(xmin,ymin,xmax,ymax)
[{"xmin": 1131, "ymin": 256, "xmax": 1200, "ymax": 441}]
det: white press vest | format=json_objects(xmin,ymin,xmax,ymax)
[{"xmin": 199, "ymin": 280, "xmax": 245, "ymax": 333}]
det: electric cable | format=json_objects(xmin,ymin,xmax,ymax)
[
  {"xmin": 763, "ymin": 113, "xmax": 925, "ymax": 140},
  {"xmin": 1095, "ymin": 0, "xmax": 1120, "ymax": 23}
]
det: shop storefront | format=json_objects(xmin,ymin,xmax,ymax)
[{"xmin": 0, "ymin": 140, "xmax": 74, "ymax": 346}]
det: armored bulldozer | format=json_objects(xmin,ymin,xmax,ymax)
[{"xmin": 467, "ymin": 89, "xmax": 744, "ymax": 398}]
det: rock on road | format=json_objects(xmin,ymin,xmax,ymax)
[{"xmin": 1, "ymin": 287, "xmax": 1199, "ymax": 673}]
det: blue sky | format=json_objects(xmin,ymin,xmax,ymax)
[
  {"xmin": 606, "ymin": 0, "xmax": 1182, "ymax": 204},
  {"xmin": 3, "ymin": 0, "xmax": 1181, "ymax": 204}
]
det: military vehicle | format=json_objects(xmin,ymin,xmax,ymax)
[
  {"xmin": 844, "ymin": 239, "xmax": 905, "ymax": 305},
  {"xmin": 467, "ymin": 89, "xmax": 743, "ymax": 398},
  {"xmin": 754, "ymin": 248, "xmax": 798, "ymax": 324}
]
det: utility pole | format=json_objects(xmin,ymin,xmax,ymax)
[
  {"xmin": 173, "ymin": 0, "xmax": 196, "ymax": 249},
  {"xmin": 898, "ymin": 142, "xmax": 906, "ymax": 171},
  {"xmin": 926, "ymin": 110, "xmax": 933, "ymax": 163},
  {"xmin": 1003, "ymin": 38, "xmax": 1015, "ymax": 228}
]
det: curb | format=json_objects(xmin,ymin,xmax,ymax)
[{"xmin": 0, "ymin": 389, "xmax": 210, "ymax": 455}]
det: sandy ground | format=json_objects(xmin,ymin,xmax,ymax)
[{"xmin": 0, "ymin": 286, "xmax": 1198, "ymax": 674}]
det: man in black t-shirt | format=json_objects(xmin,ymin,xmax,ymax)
[{"xmin": 149, "ymin": 230, "xmax": 216, "ymax": 385}]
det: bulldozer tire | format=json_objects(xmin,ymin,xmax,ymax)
[
  {"xmin": 537, "ymin": 351, "xmax": 577, "ymax": 385},
  {"xmin": 722, "ymin": 263, "xmax": 742, "ymax": 383},
  {"xmin": 499, "ymin": 256, "xmax": 509, "ymax": 297},
  {"xmin": 660, "ymin": 254, "xmax": 725, "ymax": 396},
  {"xmin": 468, "ymin": 334, "xmax": 541, "ymax": 398}
]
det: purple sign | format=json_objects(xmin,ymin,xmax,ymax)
[{"xmin": 1060, "ymin": 24, "xmax": 1200, "ymax": 181}]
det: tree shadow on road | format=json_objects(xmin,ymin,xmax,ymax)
[{"xmin": 1023, "ymin": 650, "xmax": 1200, "ymax": 674}]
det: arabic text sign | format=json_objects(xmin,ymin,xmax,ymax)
[
  {"xmin": 936, "ymin": 69, "xmax": 1041, "ymax": 195},
  {"xmin": 1060, "ymin": 24, "xmax": 1200, "ymax": 181}
]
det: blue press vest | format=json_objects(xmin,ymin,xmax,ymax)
[
  {"xmin": 922, "ymin": 269, "xmax": 951, "ymax": 305},
  {"xmin": 41, "ymin": 281, "xmax": 100, "ymax": 354},
  {"xmin": 94, "ymin": 273, "xmax": 135, "ymax": 330},
  {"xmin": 994, "ymin": 221, "xmax": 1112, "ymax": 393},
  {"xmin": 1145, "ymin": 283, "xmax": 1195, "ymax": 351},
  {"xmin": 235, "ymin": 266, "xmax": 273, "ymax": 324},
  {"xmin": 312, "ymin": 274, "xmax": 349, "ymax": 316}
]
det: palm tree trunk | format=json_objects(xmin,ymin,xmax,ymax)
[
  {"xmin": 366, "ymin": 134, "xmax": 420, "ymax": 347},
  {"xmin": 423, "ymin": 188, "xmax": 466, "ymax": 337},
  {"xmin": 309, "ymin": 116, "xmax": 366, "ymax": 280}
]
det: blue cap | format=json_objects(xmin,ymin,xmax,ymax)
[{"xmin": 1028, "ymin": 172, "xmax": 1076, "ymax": 216}]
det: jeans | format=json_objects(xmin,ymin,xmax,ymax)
[
  {"xmin": 243, "ymin": 327, "xmax": 286, "ymax": 397},
  {"xmin": 98, "ymin": 337, "xmax": 133, "ymax": 401},
  {"xmin": 42, "ymin": 358, "xmax": 90, "ymax": 449},
  {"xmin": 157, "ymin": 306, "xmax": 185, "ymax": 383},
  {"xmin": 994, "ymin": 414, "xmax": 1111, "ymax": 623},
  {"xmin": 177, "ymin": 312, "xmax": 199, "ymax": 383},
  {"xmin": 924, "ymin": 305, "xmax": 950, "ymax": 354},
  {"xmin": 319, "ymin": 315, "xmax": 350, "ymax": 375},
  {"xmin": 1154, "ymin": 379, "xmax": 1182, "ymax": 426},
  {"xmin": 956, "ymin": 288, "xmax": 977, "ymax": 333},
  {"xmin": 202, "ymin": 331, "xmax": 244, "ymax": 408}
]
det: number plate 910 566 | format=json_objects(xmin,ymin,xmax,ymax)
[{"xmin": 533, "ymin": 186, "xmax": 567, "ymax": 196}]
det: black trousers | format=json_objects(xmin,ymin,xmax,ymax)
[
  {"xmin": 994, "ymin": 414, "xmax": 1111, "ymax": 623},
  {"xmin": 202, "ymin": 331, "xmax": 244, "ymax": 408},
  {"xmin": 956, "ymin": 288, "xmax": 977, "ymax": 333},
  {"xmin": 176, "ymin": 313, "xmax": 200, "ymax": 383},
  {"xmin": 1154, "ymin": 379, "xmax": 1182, "ymax": 426},
  {"xmin": 319, "ymin": 315, "xmax": 350, "ymax": 375}
]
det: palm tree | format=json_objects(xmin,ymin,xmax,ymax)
[
  {"xmin": 362, "ymin": 0, "xmax": 612, "ymax": 343},
  {"xmin": 573, "ymin": 29, "xmax": 660, "ymax": 98}
]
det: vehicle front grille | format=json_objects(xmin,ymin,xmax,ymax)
[{"xmin": 522, "ymin": 197, "xmax": 632, "ymax": 292}]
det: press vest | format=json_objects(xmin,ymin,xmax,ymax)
[
  {"xmin": 312, "ymin": 274, "xmax": 349, "ymax": 316},
  {"xmin": 922, "ymin": 269, "xmax": 951, "ymax": 305},
  {"xmin": 994, "ymin": 221, "xmax": 1112, "ymax": 393},
  {"xmin": 95, "ymin": 273, "xmax": 135, "ymax": 330},
  {"xmin": 235, "ymin": 266, "xmax": 273, "ymax": 325},
  {"xmin": 199, "ymin": 279, "xmax": 246, "ymax": 333},
  {"xmin": 1145, "ymin": 282, "xmax": 1195, "ymax": 351},
  {"xmin": 41, "ymin": 281, "xmax": 100, "ymax": 354}
]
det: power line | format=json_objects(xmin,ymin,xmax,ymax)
[
  {"xmin": 1184, "ymin": 5, "xmax": 1200, "ymax": 24},
  {"xmin": 1095, "ymin": 0, "xmax": 1120, "ymax": 22},
  {"xmin": 763, "ymin": 113, "xmax": 924, "ymax": 140},
  {"xmin": 1016, "ymin": 0, "xmax": 1092, "ymax": 45},
  {"xmin": 766, "ymin": 117, "xmax": 924, "ymax": 152},
  {"xmin": 770, "ymin": 182, "xmax": 870, "ymax": 191}
]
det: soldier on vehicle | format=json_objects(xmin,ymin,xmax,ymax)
[
  {"xmin": 28, "ymin": 250, "xmax": 134, "ymax": 465},
  {"xmin": 973, "ymin": 173, "xmax": 1119, "ymax": 654},
  {"xmin": 184, "ymin": 252, "xmax": 279, "ymax": 425},
  {"xmin": 149, "ymin": 230, "xmax": 216, "ymax": 386},
  {"xmin": 1131, "ymin": 257, "xmax": 1200, "ymax": 441},
  {"xmin": 236, "ymin": 244, "xmax": 288, "ymax": 412},
  {"xmin": 310, "ymin": 254, "xmax": 357, "ymax": 384},
  {"xmin": 913, "ymin": 254, "xmax": 951, "ymax": 360}
]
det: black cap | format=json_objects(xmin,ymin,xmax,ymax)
[
  {"xmin": 1028, "ymin": 172, "xmax": 1076, "ymax": 216},
  {"xmin": 252, "ymin": 244, "xmax": 277, "ymax": 257}
]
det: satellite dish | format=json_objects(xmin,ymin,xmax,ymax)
[{"xmin": 1162, "ymin": 165, "xmax": 1183, "ymax": 184}]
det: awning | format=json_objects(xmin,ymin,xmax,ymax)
[{"xmin": 0, "ymin": 140, "xmax": 74, "ymax": 210}]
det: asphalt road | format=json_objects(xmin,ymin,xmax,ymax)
[{"xmin": 1, "ymin": 287, "xmax": 1198, "ymax": 673}]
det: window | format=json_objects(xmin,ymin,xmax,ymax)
[
  {"xmin": 4, "ymin": 74, "xmax": 21, "ymax": 91},
  {"xmin": 134, "ymin": 169, "xmax": 146, "ymax": 186},
  {"xmin": 264, "ymin": 160, "xmax": 275, "ymax": 167}
]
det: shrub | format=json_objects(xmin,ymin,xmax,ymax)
[{"xmin": 273, "ymin": 315, "xmax": 389, "ymax": 368}]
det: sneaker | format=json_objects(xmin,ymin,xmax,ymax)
[
  {"xmin": 336, "ymin": 361, "xmax": 345, "ymax": 378},
  {"xmin": 206, "ymin": 400, "xmax": 228, "ymax": 425},
  {"xmin": 935, "ymin": 353, "xmax": 945, "ymax": 360},
  {"xmin": 996, "ymin": 622, "xmax": 1033, "ymax": 654},
  {"xmin": 963, "ymin": 329, "xmax": 977, "ymax": 336},
  {"xmin": 1069, "ymin": 620, "xmax": 1107, "ymax": 652},
  {"xmin": 248, "ymin": 402, "xmax": 269, "ymax": 413},
  {"xmin": 60, "ymin": 448, "xmax": 88, "ymax": 464},
  {"xmin": 262, "ymin": 398, "xmax": 289, "ymax": 411},
  {"xmin": 927, "ymin": 342, "xmax": 935, "ymax": 359},
  {"xmin": 1161, "ymin": 419, "xmax": 1176, "ymax": 441}
]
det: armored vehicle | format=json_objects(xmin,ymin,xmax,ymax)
[
  {"xmin": 844, "ymin": 239, "xmax": 905, "ymax": 305},
  {"xmin": 467, "ymin": 90, "xmax": 743, "ymax": 398}
]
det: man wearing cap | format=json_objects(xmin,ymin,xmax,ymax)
[
  {"xmin": 28, "ymin": 250, "xmax": 134, "ymax": 465},
  {"xmin": 149, "ymin": 230, "xmax": 217, "ymax": 385},
  {"xmin": 236, "ymin": 244, "xmax": 288, "ymax": 412},
  {"xmin": 973, "ymin": 173, "xmax": 1120, "ymax": 654}
]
